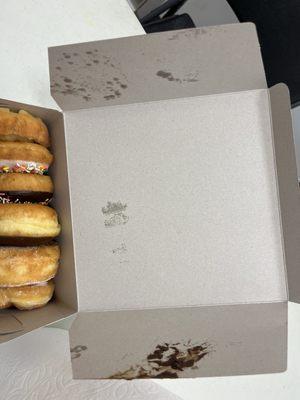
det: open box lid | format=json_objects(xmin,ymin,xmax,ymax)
[
  {"xmin": 47, "ymin": 23, "xmax": 300, "ymax": 314},
  {"xmin": 49, "ymin": 23, "xmax": 267, "ymax": 110}
]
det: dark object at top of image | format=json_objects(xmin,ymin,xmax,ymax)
[
  {"xmin": 136, "ymin": 0, "xmax": 195, "ymax": 33},
  {"xmin": 227, "ymin": 0, "xmax": 300, "ymax": 107}
]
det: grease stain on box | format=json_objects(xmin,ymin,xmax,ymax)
[
  {"xmin": 156, "ymin": 70, "xmax": 181, "ymax": 83},
  {"xmin": 112, "ymin": 242, "xmax": 127, "ymax": 255},
  {"xmin": 51, "ymin": 49, "xmax": 128, "ymax": 103},
  {"xmin": 108, "ymin": 341, "xmax": 213, "ymax": 379},
  {"xmin": 102, "ymin": 201, "xmax": 129, "ymax": 228},
  {"xmin": 71, "ymin": 345, "xmax": 87, "ymax": 360},
  {"xmin": 156, "ymin": 70, "xmax": 199, "ymax": 83},
  {"xmin": 168, "ymin": 28, "xmax": 206, "ymax": 41}
]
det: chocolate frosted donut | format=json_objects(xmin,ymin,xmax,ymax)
[
  {"xmin": 0, "ymin": 141, "xmax": 53, "ymax": 174},
  {"xmin": 0, "ymin": 173, "xmax": 53, "ymax": 204},
  {"xmin": 0, "ymin": 280, "xmax": 54, "ymax": 310},
  {"xmin": 0, "ymin": 204, "xmax": 61, "ymax": 246},
  {"xmin": 0, "ymin": 191, "xmax": 52, "ymax": 204},
  {"xmin": 0, "ymin": 108, "xmax": 50, "ymax": 147},
  {"xmin": 0, "ymin": 244, "xmax": 60, "ymax": 287}
]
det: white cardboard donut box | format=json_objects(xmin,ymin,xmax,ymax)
[{"xmin": 1, "ymin": 23, "xmax": 300, "ymax": 380}]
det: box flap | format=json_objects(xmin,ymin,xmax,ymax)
[
  {"xmin": 64, "ymin": 88, "xmax": 287, "ymax": 311},
  {"xmin": 69, "ymin": 304, "xmax": 287, "ymax": 379},
  {"xmin": 48, "ymin": 23, "xmax": 267, "ymax": 111},
  {"xmin": 269, "ymin": 84, "xmax": 300, "ymax": 303}
]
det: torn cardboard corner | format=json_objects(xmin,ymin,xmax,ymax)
[{"xmin": 1, "ymin": 23, "xmax": 299, "ymax": 380}]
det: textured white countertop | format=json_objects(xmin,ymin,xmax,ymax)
[
  {"xmin": 1, "ymin": 1, "xmax": 300, "ymax": 399},
  {"xmin": 0, "ymin": 327, "xmax": 181, "ymax": 400}
]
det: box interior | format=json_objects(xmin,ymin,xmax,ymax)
[
  {"xmin": 66, "ymin": 83, "xmax": 296, "ymax": 379},
  {"xmin": 62, "ymin": 88, "xmax": 288, "ymax": 312},
  {"xmin": 0, "ymin": 99, "xmax": 77, "ymax": 343},
  {"xmin": 46, "ymin": 24, "xmax": 291, "ymax": 313}
]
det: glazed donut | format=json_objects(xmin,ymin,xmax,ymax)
[
  {"xmin": 0, "ymin": 244, "xmax": 59, "ymax": 287},
  {"xmin": 0, "ymin": 108, "xmax": 50, "ymax": 147},
  {"xmin": 0, "ymin": 280, "xmax": 54, "ymax": 310},
  {"xmin": 0, "ymin": 204, "xmax": 61, "ymax": 246},
  {"xmin": 0, "ymin": 142, "xmax": 53, "ymax": 174},
  {"xmin": 0, "ymin": 173, "xmax": 53, "ymax": 204}
]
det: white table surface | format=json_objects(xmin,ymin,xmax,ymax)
[
  {"xmin": 0, "ymin": 327, "xmax": 182, "ymax": 400},
  {"xmin": 1, "ymin": 1, "xmax": 300, "ymax": 399}
]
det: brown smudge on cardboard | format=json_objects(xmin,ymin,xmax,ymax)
[
  {"xmin": 156, "ymin": 70, "xmax": 182, "ymax": 83},
  {"xmin": 184, "ymin": 77, "xmax": 198, "ymax": 82},
  {"xmin": 156, "ymin": 70, "xmax": 200, "ymax": 84},
  {"xmin": 51, "ymin": 49, "xmax": 129, "ymax": 103},
  {"xmin": 71, "ymin": 345, "xmax": 87, "ymax": 359},
  {"xmin": 108, "ymin": 341, "xmax": 213, "ymax": 379}
]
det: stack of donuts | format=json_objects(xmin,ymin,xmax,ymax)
[{"xmin": 0, "ymin": 108, "xmax": 61, "ymax": 310}]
